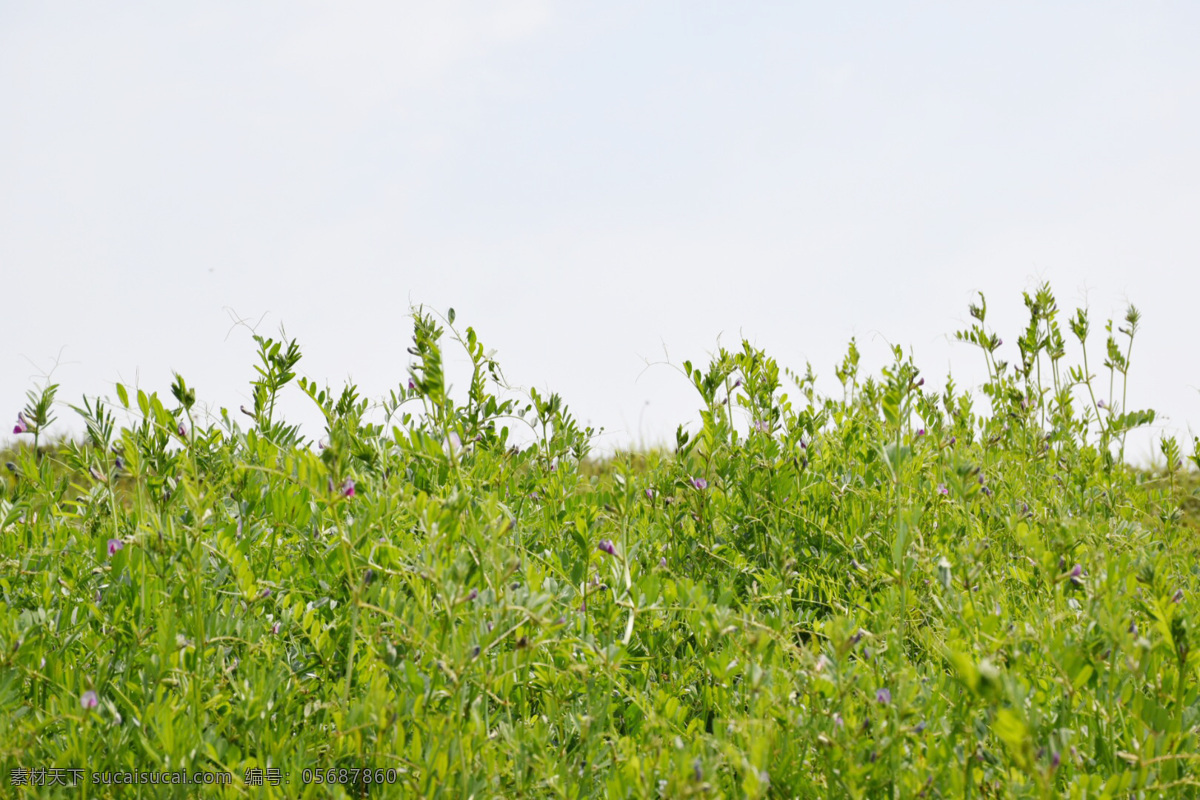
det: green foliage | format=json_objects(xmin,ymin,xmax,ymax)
[{"xmin": 1, "ymin": 290, "xmax": 1198, "ymax": 799}]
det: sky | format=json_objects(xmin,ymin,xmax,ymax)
[{"xmin": 3, "ymin": 2, "xmax": 1198, "ymax": 463}]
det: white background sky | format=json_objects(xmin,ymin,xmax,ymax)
[{"xmin": 3, "ymin": 2, "xmax": 1198, "ymax": 463}]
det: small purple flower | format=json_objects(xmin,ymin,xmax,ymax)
[
  {"xmin": 1129, "ymin": 621, "xmax": 1138, "ymax": 635},
  {"xmin": 937, "ymin": 483, "xmax": 948, "ymax": 496},
  {"xmin": 799, "ymin": 438, "xmax": 807, "ymax": 449},
  {"xmin": 466, "ymin": 588, "xmax": 479, "ymax": 602},
  {"xmin": 597, "ymin": 539, "xmax": 616, "ymax": 555},
  {"xmin": 341, "ymin": 479, "xmax": 356, "ymax": 498},
  {"xmin": 114, "ymin": 457, "xmax": 124, "ymax": 472},
  {"xmin": 916, "ymin": 378, "xmax": 925, "ymax": 387},
  {"xmin": 914, "ymin": 720, "xmax": 926, "ymax": 733},
  {"xmin": 81, "ymin": 690, "xmax": 99, "ymax": 710},
  {"xmin": 107, "ymin": 538, "xmax": 123, "ymax": 557},
  {"xmin": 1069, "ymin": 564, "xmax": 1084, "ymax": 587},
  {"xmin": 876, "ymin": 688, "xmax": 892, "ymax": 705},
  {"xmin": 690, "ymin": 477, "xmax": 708, "ymax": 490},
  {"xmin": 752, "ymin": 420, "xmax": 769, "ymax": 433},
  {"xmin": 259, "ymin": 588, "xmax": 271, "ymax": 599},
  {"xmin": 408, "ymin": 378, "xmax": 417, "ymax": 391},
  {"xmin": 916, "ymin": 428, "xmax": 926, "ymax": 437},
  {"xmin": 271, "ymin": 622, "xmax": 280, "ymax": 635},
  {"xmin": 948, "ymin": 436, "xmax": 956, "ymax": 446},
  {"xmin": 1050, "ymin": 751, "xmax": 1061, "ymax": 769},
  {"xmin": 1097, "ymin": 399, "xmax": 1107, "ymax": 409},
  {"xmin": 554, "ymin": 616, "xmax": 566, "ymax": 626},
  {"xmin": 177, "ymin": 423, "xmax": 188, "ymax": 438},
  {"xmin": 1172, "ymin": 589, "xmax": 1184, "ymax": 604},
  {"xmin": 659, "ymin": 556, "xmax": 667, "ymax": 568},
  {"xmin": 833, "ymin": 712, "xmax": 843, "ymax": 728},
  {"xmin": 693, "ymin": 757, "xmax": 703, "ymax": 782},
  {"xmin": 13, "ymin": 413, "xmax": 30, "ymax": 434},
  {"xmin": 645, "ymin": 488, "xmax": 656, "ymax": 500},
  {"xmin": 89, "ymin": 466, "xmax": 105, "ymax": 482},
  {"xmin": 981, "ymin": 486, "xmax": 993, "ymax": 497},
  {"xmin": 849, "ymin": 629, "xmax": 865, "ymax": 646}
]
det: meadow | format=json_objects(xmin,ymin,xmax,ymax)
[{"xmin": 1, "ymin": 285, "xmax": 1198, "ymax": 799}]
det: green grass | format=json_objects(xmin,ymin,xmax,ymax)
[{"xmin": 1, "ymin": 286, "xmax": 1198, "ymax": 799}]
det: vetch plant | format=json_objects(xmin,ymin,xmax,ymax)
[{"xmin": 0, "ymin": 292, "xmax": 1195, "ymax": 799}]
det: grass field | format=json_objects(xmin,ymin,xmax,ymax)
[{"xmin": 2, "ymin": 286, "xmax": 1198, "ymax": 799}]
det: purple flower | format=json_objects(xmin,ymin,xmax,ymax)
[
  {"xmin": 916, "ymin": 428, "xmax": 926, "ymax": 437},
  {"xmin": 752, "ymin": 420, "xmax": 769, "ymax": 433},
  {"xmin": 341, "ymin": 479, "xmax": 356, "ymax": 498},
  {"xmin": 1129, "ymin": 621, "xmax": 1138, "ymax": 635},
  {"xmin": 1097, "ymin": 399, "xmax": 1107, "ymax": 409},
  {"xmin": 914, "ymin": 720, "xmax": 927, "ymax": 733},
  {"xmin": 645, "ymin": 488, "xmax": 656, "ymax": 500},
  {"xmin": 80, "ymin": 690, "xmax": 98, "ymax": 710},
  {"xmin": 177, "ymin": 423, "xmax": 188, "ymax": 438},
  {"xmin": 408, "ymin": 378, "xmax": 417, "ymax": 391},
  {"xmin": 833, "ymin": 712, "xmax": 843, "ymax": 728},
  {"xmin": 1172, "ymin": 589, "xmax": 1184, "ymax": 604},
  {"xmin": 259, "ymin": 588, "xmax": 272, "ymax": 599},
  {"xmin": 1050, "ymin": 751, "xmax": 1061, "ymax": 769},
  {"xmin": 659, "ymin": 556, "xmax": 667, "ymax": 568},
  {"xmin": 849, "ymin": 629, "xmax": 865, "ymax": 646},
  {"xmin": 466, "ymin": 588, "xmax": 479, "ymax": 602},
  {"xmin": 271, "ymin": 622, "xmax": 280, "ymax": 635},
  {"xmin": 690, "ymin": 477, "xmax": 708, "ymax": 490},
  {"xmin": 1069, "ymin": 564, "xmax": 1084, "ymax": 587},
  {"xmin": 107, "ymin": 538, "xmax": 123, "ymax": 557},
  {"xmin": 114, "ymin": 457, "xmax": 124, "ymax": 472},
  {"xmin": 13, "ymin": 413, "xmax": 30, "ymax": 434},
  {"xmin": 937, "ymin": 483, "xmax": 948, "ymax": 496},
  {"xmin": 948, "ymin": 436, "xmax": 956, "ymax": 446},
  {"xmin": 876, "ymin": 688, "xmax": 892, "ymax": 705},
  {"xmin": 981, "ymin": 486, "xmax": 993, "ymax": 497},
  {"xmin": 598, "ymin": 539, "xmax": 616, "ymax": 555},
  {"xmin": 89, "ymin": 466, "xmax": 105, "ymax": 482}
]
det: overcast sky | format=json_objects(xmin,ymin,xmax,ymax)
[{"xmin": 3, "ymin": 2, "xmax": 1198, "ymax": 463}]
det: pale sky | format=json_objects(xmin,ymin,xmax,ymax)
[{"xmin": 3, "ymin": 3, "xmax": 1198, "ymax": 463}]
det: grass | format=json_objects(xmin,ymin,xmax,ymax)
[{"xmin": 1, "ymin": 285, "xmax": 1198, "ymax": 799}]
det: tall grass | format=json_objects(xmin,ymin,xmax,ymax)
[{"xmin": 1, "ymin": 286, "xmax": 1198, "ymax": 798}]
